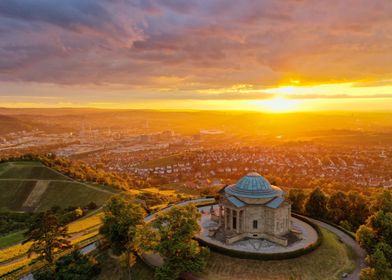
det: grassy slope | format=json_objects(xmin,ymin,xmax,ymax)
[
  {"xmin": 94, "ymin": 228, "xmax": 355, "ymax": 280},
  {"xmin": 0, "ymin": 180, "xmax": 36, "ymax": 211},
  {"xmin": 201, "ymin": 228, "xmax": 356, "ymax": 280},
  {"xmin": 0, "ymin": 231, "xmax": 25, "ymax": 248},
  {"xmin": 34, "ymin": 181, "xmax": 113, "ymax": 212},
  {"xmin": 0, "ymin": 161, "xmax": 70, "ymax": 181},
  {"xmin": 0, "ymin": 161, "xmax": 116, "ymax": 212}
]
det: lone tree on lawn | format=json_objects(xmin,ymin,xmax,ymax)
[
  {"xmin": 138, "ymin": 204, "xmax": 209, "ymax": 280},
  {"xmin": 25, "ymin": 211, "xmax": 71, "ymax": 265}
]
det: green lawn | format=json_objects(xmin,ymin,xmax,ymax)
[
  {"xmin": 0, "ymin": 231, "xmax": 25, "ymax": 249},
  {"xmin": 34, "ymin": 181, "xmax": 114, "ymax": 211},
  {"xmin": 201, "ymin": 228, "xmax": 356, "ymax": 280},
  {"xmin": 0, "ymin": 180, "xmax": 36, "ymax": 211},
  {"xmin": 0, "ymin": 162, "xmax": 70, "ymax": 181},
  {"xmin": 95, "ymin": 228, "xmax": 356, "ymax": 280}
]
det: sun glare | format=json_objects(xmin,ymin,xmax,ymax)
[{"xmin": 255, "ymin": 96, "xmax": 300, "ymax": 113}]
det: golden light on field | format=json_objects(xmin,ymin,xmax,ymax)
[{"xmin": 254, "ymin": 96, "xmax": 301, "ymax": 113}]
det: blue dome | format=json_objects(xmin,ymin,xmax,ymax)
[{"xmin": 225, "ymin": 172, "xmax": 283, "ymax": 199}]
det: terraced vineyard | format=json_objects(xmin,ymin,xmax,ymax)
[
  {"xmin": 0, "ymin": 211, "xmax": 104, "ymax": 278},
  {"xmin": 0, "ymin": 161, "xmax": 118, "ymax": 212}
]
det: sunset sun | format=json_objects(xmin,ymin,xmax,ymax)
[{"xmin": 255, "ymin": 96, "xmax": 301, "ymax": 113}]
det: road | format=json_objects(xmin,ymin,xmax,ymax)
[{"xmin": 307, "ymin": 217, "xmax": 367, "ymax": 280}]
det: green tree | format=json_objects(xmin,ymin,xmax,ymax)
[
  {"xmin": 25, "ymin": 211, "xmax": 71, "ymax": 265},
  {"xmin": 33, "ymin": 250, "xmax": 100, "ymax": 280},
  {"xmin": 372, "ymin": 190, "xmax": 392, "ymax": 213},
  {"xmin": 327, "ymin": 191, "xmax": 349, "ymax": 224},
  {"xmin": 357, "ymin": 225, "xmax": 378, "ymax": 253},
  {"xmin": 140, "ymin": 205, "xmax": 209, "ymax": 280},
  {"xmin": 347, "ymin": 191, "xmax": 370, "ymax": 230},
  {"xmin": 288, "ymin": 189, "xmax": 307, "ymax": 213},
  {"xmin": 55, "ymin": 250, "xmax": 101, "ymax": 280},
  {"xmin": 305, "ymin": 187, "xmax": 328, "ymax": 219},
  {"xmin": 100, "ymin": 195, "xmax": 146, "ymax": 254},
  {"xmin": 357, "ymin": 190, "xmax": 392, "ymax": 279},
  {"xmin": 119, "ymin": 234, "xmax": 138, "ymax": 280}
]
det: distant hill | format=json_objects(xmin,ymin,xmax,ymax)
[
  {"xmin": 0, "ymin": 161, "xmax": 117, "ymax": 212},
  {"xmin": 1, "ymin": 108, "xmax": 392, "ymax": 143},
  {"xmin": 0, "ymin": 115, "xmax": 32, "ymax": 135}
]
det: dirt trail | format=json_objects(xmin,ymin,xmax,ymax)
[{"xmin": 22, "ymin": 180, "xmax": 49, "ymax": 209}]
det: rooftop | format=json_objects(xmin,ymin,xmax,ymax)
[{"xmin": 225, "ymin": 172, "xmax": 283, "ymax": 199}]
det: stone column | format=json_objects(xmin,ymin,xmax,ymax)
[
  {"xmin": 228, "ymin": 208, "xmax": 232, "ymax": 230},
  {"xmin": 226, "ymin": 208, "xmax": 230, "ymax": 230},
  {"xmin": 219, "ymin": 206, "xmax": 223, "ymax": 226},
  {"xmin": 239, "ymin": 210, "xmax": 243, "ymax": 232},
  {"xmin": 236, "ymin": 210, "xmax": 240, "ymax": 234}
]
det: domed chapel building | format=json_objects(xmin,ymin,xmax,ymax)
[{"xmin": 216, "ymin": 172, "xmax": 292, "ymax": 246}]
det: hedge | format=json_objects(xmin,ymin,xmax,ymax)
[
  {"xmin": 194, "ymin": 213, "xmax": 323, "ymax": 260},
  {"xmin": 291, "ymin": 212, "xmax": 357, "ymax": 241}
]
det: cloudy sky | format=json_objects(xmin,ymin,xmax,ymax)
[{"xmin": 0, "ymin": 0, "xmax": 392, "ymax": 111}]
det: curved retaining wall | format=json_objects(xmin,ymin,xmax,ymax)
[
  {"xmin": 194, "ymin": 213, "xmax": 323, "ymax": 261},
  {"xmin": 141, "ymin": 198, "xmax": 323, "ymax": 263}
]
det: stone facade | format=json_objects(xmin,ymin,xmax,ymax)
[{"xmin": 216, "ymin": 172, "xmax": 292, "ymax": 246}]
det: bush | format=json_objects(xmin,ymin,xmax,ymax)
[{"xmin": 55, "ymin": 250, "xmax": 101, "ymax": 280}]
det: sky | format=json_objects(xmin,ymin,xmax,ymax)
[{"xmin": 0, "ymin": 0, "xmax": 392, "ymax": 112}]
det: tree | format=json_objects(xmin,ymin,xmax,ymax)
[
  {"xmin": 360, "ymin": 246, "xmax": 392, "ymax": 280},
  {"xmin": 327, "ymin": 191, "xmax": 348, "ymax": 224},
  {"xmin": 288, "ymin": 189, "xmax": 307, "ymax": 214},
  {"xmin": 356, "ymin": 190, "xmax": 392, "ymax": 279},
  {"xmin": 100, "ymin": 195, "xmax": 146, "ymax": 254},
  {"xmin": 357, "ymin": 225, "xmax": 378, "ymax": 254},
  {"xmin": 347, "ymin": 191, "xmax": 370, "ymax": 230},
  {"xmin": 372, "ymin": 190, "xmax": 392, "ymax": 213},
  {"xmin": 305, "ymin": 187, "xmax": 328, "ymax": 219},
  {"xmin": 119, "ymin": 234, "xmax": 138, "ymax": 279},
  {"xmin": 33, "ymin": 250, "xmax": 100, "ymax": 280},
  {"xmin": 25, "ymin": 211, "xmax": 71, "ymax": 265},
  {"xmin": 55, "ymin": 250, "xmax": 101, "ymax": 280},
  {"xmin": 139, "ymin": 205, "xmax": 209, "ymax": 280}
]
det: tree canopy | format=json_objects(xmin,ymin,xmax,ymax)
[
  {"xmin": 305, "ymin": 187, "xmax": 328, "ymax": 219},
  {"xmin": 139, "ymin": 204, "xmax": 209, "ymax": 280},
  {"xmin": 100, "ymin": 195, "xmax": 146, "ymax": 254},
  {"xmin": 25, "ymin": 211, "xmax": 71, "ymax": 265},
  {"xmin": 357, "ymin": 190, "xmax": 392, "ymax": 279}
]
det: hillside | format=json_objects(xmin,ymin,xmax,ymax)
[
  {"xmin": 0, "ymin": 161, "xmax": 118, "ymax": 212},
  {"xmin": 0, "ymin": 115, "xmax": 32, "ymax": 135}
]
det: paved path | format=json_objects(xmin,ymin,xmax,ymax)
[
  {"xmin": 306, "ymin": 217, "xmax": 367, "ymax": 280},
  {"xmin": 144, "ymin": 197, "xmax": 215, "ymax": 223}
]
